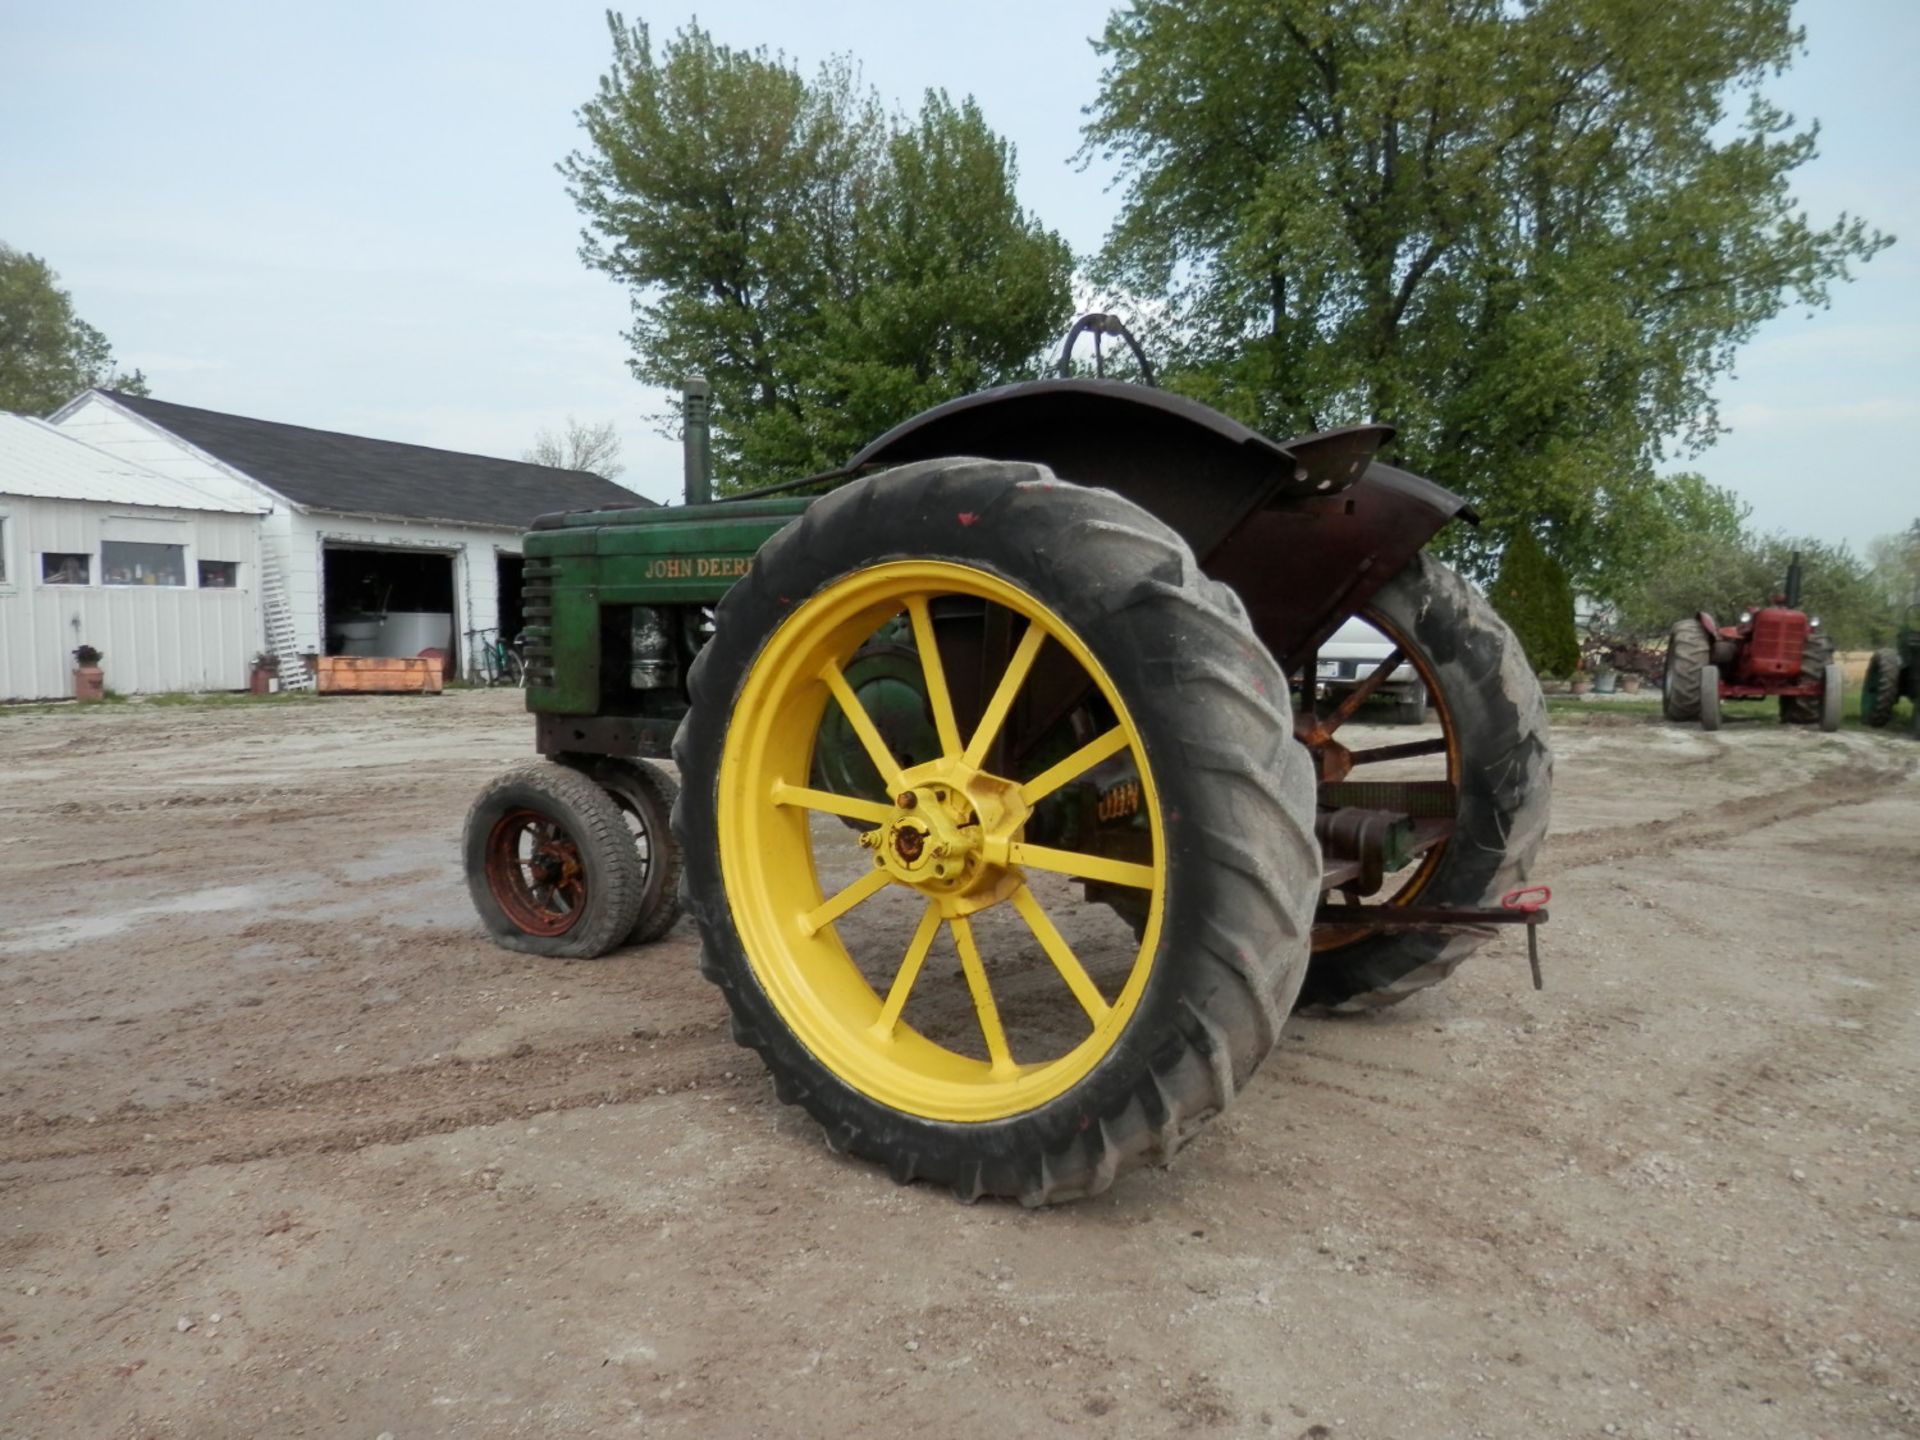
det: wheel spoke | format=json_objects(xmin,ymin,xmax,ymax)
[
  {"xmin": 961, "ymin": 621, "xmax": 1047, "ymax": 770},
  {"xmin": 906, "ymin": 596, "xmax": 964, "ymax": 759},
  {"xmin": 771, "ymin": 781, "xmax": 894, "ymax": 827},
  {"xmin": 820, "ymin": 657, "xmax": 905, "ymax": 791},
  {"xmin": 1009, "ymin": 841, "xmax": 1156, "ymax": 890},
  {"xmin": 1019, "ymin": 725, "xmax": 1131, "ymax": 806},
  {"xmin": 798, "ymin": 866, "xmax": 892, "ymax": 938},
  {"xmin": 871, "ymin": 901, "xmax": 943, "ymax": 1038},
  {"xmin": 950, "ymin": 916, "xmax": 1017, "ymax": 1076},
  {"xmin": 1010, "ymin": 884, "xmax": 1112, "ymax": 1026},
  {"xmin": 1346, "ymin": 736, "xmax": 1449, "ymax": 766},
  {"xmin": 1320, "ymin": 646, "xmax": 1407, "ymax": 733}
]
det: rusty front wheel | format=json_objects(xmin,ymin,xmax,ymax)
[{"xmin": 464, "ymin": 762, "xmax": 644, "ymax": 958}]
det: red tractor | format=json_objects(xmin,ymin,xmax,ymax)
[{"xmin": 1663, "ymin": 553, "xmax": 1843, "ymax": 732}]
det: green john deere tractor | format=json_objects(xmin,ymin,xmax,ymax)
[{"xmin": 463, "ymin": 336, "xmax": 1552, "ymax": 1204}]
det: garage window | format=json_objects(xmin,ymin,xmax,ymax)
[
  {"xmin": 103, "ymin": 540, "xmax": 186, "ymax": 587},
  {"xmin": 199, "ymin": 560, "xmax": 239, "ymax": 588},
  {"xmin": 43, "ymin": 552, "xmax": 90, "ymax": 585},
  {"xmin": 0, "ymin": 515, "xmax": 8, "ymax": 584}
]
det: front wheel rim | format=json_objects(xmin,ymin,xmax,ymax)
[
  {"xmin": 486, "ymin": 809, "xmax": 588, "ymax": 936},
  {"xmin": 717, "ymin": 560, "xmax": 1166, "ymax": 1124}
]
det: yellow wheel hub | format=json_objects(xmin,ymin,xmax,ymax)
[
  {"xmin": 860, "ymin": 768, "xmax": 1030, "ymax": 914},
  {"xmin": 718, "ymin": 561, "xmax": 1165, "ymax": 1123}
]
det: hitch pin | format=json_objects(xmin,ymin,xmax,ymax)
[{"xmin": 1502, "ymin": 886, "xmax": 1551, "ymax": 991}]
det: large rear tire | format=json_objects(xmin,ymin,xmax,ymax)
[
  {"xmin": 673, "ymin": 460, "xmax": 1319, "ymax": 1204},
  {"xmin": 1862, "ymin": 648, "xmax": 1900, "ymax": 727},
  {"xmin": 1294, "ymin": 553, "xmax": 1552, "ymax": 1013},
  {"xmin": 1663, "ymin": 621, "xmax": 1709, "ymax": 721}
]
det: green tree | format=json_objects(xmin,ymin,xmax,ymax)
[
  {"xmin": 1083, "ymin": 0, "xmax": 1890, "ymax": 591},
  {"xmin": 0, "ymin": 244, "xmax": 148, "ymax": 414},
  {"xmin": 1487, "ymin": 528, "xmax": 1579, "ymax": 676},
  {"xmin": 562, "ymin": 17, "xmax": 1070, "ymax": 488},
  {"xmin": 792, "ymin": 93, "xmax": 1074, "ymax": 469}
]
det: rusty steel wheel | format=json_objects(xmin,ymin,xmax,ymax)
[
  {"xmin": 464, "ymin": 762, "xmax": 644, "ymax": 958},
  {"xmin": 488, "ymin": 808, "xmax": 590, "ymax": 934},
  {"xmin": 1294, "ymin": 552, "xmax": 1551, "ymax": 1013}
]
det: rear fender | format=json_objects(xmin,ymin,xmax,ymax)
[{"xmin": 848, "ymin": 379, "xmax": 1472, "ymax": 668}]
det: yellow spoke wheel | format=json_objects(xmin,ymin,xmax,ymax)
[
  {"xmin": 674, "ymin": 460, "xmax": 1320, "ymax": 1204},
  {"xmin": 718, "ymin": 558, "xmax": 1166, "ymax": 1122}
]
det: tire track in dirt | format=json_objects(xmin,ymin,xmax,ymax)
[
  {"xmin": 1, "ymin": 1018, "xmax": 739, "ymax": 1182},
  {"xmin": 1546, "ymin": 752, "xmax": 1915, "ymax": 872}
]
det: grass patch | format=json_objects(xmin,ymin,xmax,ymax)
[
  {"xmin": 1545, "ymin": 695, "xmax": 1665, "ymax": 720},
  {"xmin": 142, "ymin": 689, "xmax": 324, "ymax": 708}
]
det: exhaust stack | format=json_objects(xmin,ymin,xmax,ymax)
[{"xmin": 682, "ymin": 376, "xmax": 713, "ymax": 506}]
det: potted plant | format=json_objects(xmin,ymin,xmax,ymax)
[
  {"xmin": 1593, "ymin": 665, "xmax": 1618, "ymax": 694},
  {"xmin": 250, "ymin": 649, "xmax": 281, "ymax": 696},
  {"xmin": 72, "ymin": 644, "xmax": 105, "ymax": 701},
  {"xmin": 1569, "ymin": 666, "xmax": 1594, "ymax": 696}
]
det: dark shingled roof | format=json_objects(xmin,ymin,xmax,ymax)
[{"xmin": 101, "ymin": 390, "xmax": 650, "ymax": 529}]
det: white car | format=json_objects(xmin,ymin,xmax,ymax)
[{"xmin": 1314, "ymin": 616, "xmax": 1429, "ymax": 723}]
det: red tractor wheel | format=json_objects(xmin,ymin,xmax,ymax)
[
  {"xmin": 1781, "ymin": 633, "xmax": 1835, "ymax": 725},
  {"xmin": 1820, "ymin": 663, "xmax": 1844, "ymax": 733},
  {"xmin": 1663, "ymin": 620, "xmax": 1710, "ymax": 722}
]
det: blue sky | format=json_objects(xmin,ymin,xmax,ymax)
[{"xmin": 2, "ymin": 0, "xmax": 1914, "ymax": 554}]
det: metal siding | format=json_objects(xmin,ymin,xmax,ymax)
[{"xmin": 0, "ymin": 497, "xmax": 262, "ymax": 700}]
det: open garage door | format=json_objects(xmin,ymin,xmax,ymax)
[
  {"xmin": 322, "ymin": 545, "xmax": 456, "ymax": 664},
  {"xmin": 496, "ymin": 552, "xmax": 524, "ymax": 646}
]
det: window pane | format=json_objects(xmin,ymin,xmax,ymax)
[
  {"xmin": 0, "ymin": 518, "xmax": 7, "ymax": 584},
  {"xmin": 199, "ymin": 560, "xmax": 238, "ymax": 588},
  {"xmin": 43, "ymin": 553, "xmax": 90, "ymax": 585},
  {"xmin": 103, "ymin": 541, "xmax": 186, "ymax": 587}
]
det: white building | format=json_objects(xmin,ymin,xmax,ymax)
[
  {"xmin": 50, "ymin": 390, "xmax": 645, "ymax": 687},
  {"xmin": 0, "ymin": 414, "xmax": 266, "ymax": 700}
]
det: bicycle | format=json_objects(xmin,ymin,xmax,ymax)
[{"xmin": 464, "ymin": 627, "xmax": 525, "ymax": 687}]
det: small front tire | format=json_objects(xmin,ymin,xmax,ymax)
[
  {"xmin": 1700, "ymin": 671, "xmax": 1721, "ymax": 731},
  {"xmin": 580, "ymin": 756, "xmax": 684, "ymax": 945},
  {"xmin": 1820, "ymin": 663, "xmax": 1844, "ymax": 733},
  {"xmin": 464, "ymin": 762, "xmax": 644, "ymax": 958}
]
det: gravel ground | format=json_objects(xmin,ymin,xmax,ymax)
[{"xmin": 2, "ymin": 689, "xmax": 1915, "ymax": 1439}]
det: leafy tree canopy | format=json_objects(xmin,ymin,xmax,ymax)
[
  {"xmin": 562, "ymin": 16, "xmax": 1072, "ymax": 489},
  {"xmin": 0, "ymin": 244, "xmax": 148, "ymax": 415},
  {"xmin": 1083, "ymin": 0, "xmax": 1890, "ymax": 593},
  {"xmin": 524, "ymin": 415, "xmax": 624, "ymax": 479}
]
